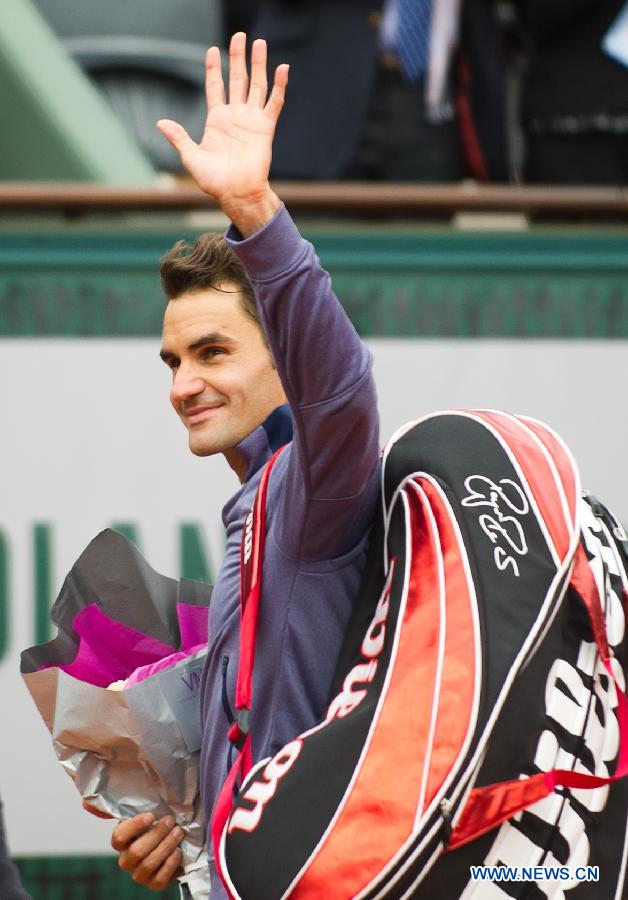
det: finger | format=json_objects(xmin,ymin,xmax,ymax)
[
  {"xmin": 264, "ymin": 64, "xmax": 290, "ymax": 123},
  {"xmin": 124, "ymin": 825, "xmax": 184, "ymax": 886},
  {"xmin": 145, "ymin": 849, "xmax": 184, "ymax": 891},
  {"xmin": 111, "ymin": 814, "xmax": 155, "ymax": 852},
  {"xmin": 205, "ymin": 46, "xmax": 225, "ymax": 110},
  {"xmin": 156, "ymin": 119, "xmax": 199, "ymax": 171},
  {"xmin": 117, "ymin": 816, "xmax": 179, "ymax": 872},
  {"xmin": 247, "ymin": 38, "xmax": 268, "ymax": 107},
  {"xmin": 229, "ymin": 31, "xmax": 248, "ymax": 104}
]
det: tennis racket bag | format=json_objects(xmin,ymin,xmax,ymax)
[{"xmin": 215, "ymin": 410, "xmax": 628, "ymax": 899}]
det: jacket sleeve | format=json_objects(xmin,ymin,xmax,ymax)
[{"xmin": 226, "ymin": 204, "xmax": 380, "ymax": 562}]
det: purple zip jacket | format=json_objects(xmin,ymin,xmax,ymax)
[{"xmin": 199, "ymin": 205, "xmax": 380, "ymax": 895}]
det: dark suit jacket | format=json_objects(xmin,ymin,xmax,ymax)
[
  {"xmin": 518, "ymin": 0, "xmax": 628, "ymax": 125},
  {"xmin": 233, "ymin": 0, "xmax": 508, "ymax": 181},
  {"xmin": 0, "ymin": 802, "xmax": 31, "ymax": 900}
]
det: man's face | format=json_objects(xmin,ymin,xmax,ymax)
[{"xmin": 160, "ymin": 285, "xmax": 286, "ymax": 461}]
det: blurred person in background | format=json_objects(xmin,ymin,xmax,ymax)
[
  {"xmin": 517, "ymin": 0, "xmax": 628, "ymax": 184},
  {"xmin": 0, "ymin": 799, "xmax": 31, "ymax": 900},
  {"xmin": 227, "ymin": 0, "xmax": 509, "ymax": 182}
]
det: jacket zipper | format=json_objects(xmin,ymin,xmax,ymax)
[
  {"xmin": 221, "ymin": 655, "xmax": 235, "ymax": 775},
  {"xmin": 221, "ymin": 655, "xmax": 235, "ymax": 724}
]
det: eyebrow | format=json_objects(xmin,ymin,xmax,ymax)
[{"xmin": 159, "ymin": 331, "xmax": 235, "ymax": 362}]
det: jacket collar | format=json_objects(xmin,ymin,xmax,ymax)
[{"xmin": 234, "ymin": 404, "xmax": 293, "ymax": 485}]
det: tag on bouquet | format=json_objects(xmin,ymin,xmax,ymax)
[
  {"xmin": 603, "ymin": 2, "xmax": 628, "ymax": 69},
  {"xmin": 158, "ymin": 654, "xmax": 206, "ymax": 753}
]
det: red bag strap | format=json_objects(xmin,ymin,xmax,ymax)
[
  {"xmin": 231, "ymin": 444, "xmax": 285, "ymax": 742},
  {"xmin": 212, "ymin": 445, "xmax": 285, "ymax": 889},
  {"xmin": 449, "ymin": 538, "xmax": 628, "ymax": 851}
]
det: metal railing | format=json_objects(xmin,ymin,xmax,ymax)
[{"xmin": 1, "ymin": 181, "xmax": 628, "ymax": 218}]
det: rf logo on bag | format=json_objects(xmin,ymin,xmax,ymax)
[{"xmin": 462, "ymin": 474, "xmax": 530, "ymax": 577}]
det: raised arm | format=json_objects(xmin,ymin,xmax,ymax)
[
  {"xmin": 157, "ymin": 33, "xmax": 287, "ymax": 236},
  {"xmin": 161, "ymin": 32, "xmax": 379, "ymax": 562}
]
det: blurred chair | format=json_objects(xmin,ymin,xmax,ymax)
[
  {"xmin": 35, "ymin": 0, "xmax": 224, "ymax": 171},
  {"xmin": 0, "ymin": 0, "xmax": 155, "ymax": 182}
]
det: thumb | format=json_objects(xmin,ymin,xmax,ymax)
[{"xmin": 156, "ymin": 119, "xmax": 198, "ymax": 170}]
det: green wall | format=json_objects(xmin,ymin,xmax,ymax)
[
  {"xmin": 15, "ymin": 856, "xmax": 178, "ymax": 899},
  {"xmin": 1, "ymin": 226, "xmax": 628, "ymax": 337}
]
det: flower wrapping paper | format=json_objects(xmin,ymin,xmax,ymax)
[{"xmin": 21, "ymin": 529, "xmax": 213, "ymax": 899}]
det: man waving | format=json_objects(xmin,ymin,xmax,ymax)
[{"xmin": 111, "ymin": 33, "xmax": 380, "ymax": 896}]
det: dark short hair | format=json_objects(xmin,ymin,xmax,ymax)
[{"xmin": 160, "ymin": 232, "xmax": 260, "ymax": 325}]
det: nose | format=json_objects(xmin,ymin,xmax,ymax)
[{"xmin": 170, "ymin": 363, "xmax": 205, "ymax": 407}]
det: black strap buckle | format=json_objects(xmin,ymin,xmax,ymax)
[{"xmin": 440, "ymin": 798, "xmax": 453, "ymax": 846}]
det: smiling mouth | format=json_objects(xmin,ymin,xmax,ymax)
[{"xmin": 185, "ymin": 405, "xmax": 222, "ymax": 427}]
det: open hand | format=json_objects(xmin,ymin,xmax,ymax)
[{"xmin": 157, "ymin": 33, "xmax": 289, "ymax": 230}]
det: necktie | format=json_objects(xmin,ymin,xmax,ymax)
[{"xmin": 396, "ymin": 0, "xmax": 433, "ymax": 83}]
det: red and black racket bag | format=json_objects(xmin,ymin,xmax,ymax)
[{"xmin": 216, "ymin": 410, "xmax": 628, "ymax": 899}]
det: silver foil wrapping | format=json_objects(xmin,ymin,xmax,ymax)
[
  {"xmin": 23, "ymin": 647, "xmax": 210, "ymax": 898},
  {"xmin": 20, "ymin": 530, "xmax": 213, "ymax": 898}
]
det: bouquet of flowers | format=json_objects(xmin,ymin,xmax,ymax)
[{"xmin": 21, "ymin": 529, "xmax": 212, "ymax": 899}]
